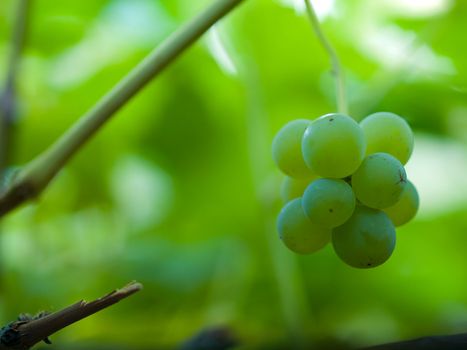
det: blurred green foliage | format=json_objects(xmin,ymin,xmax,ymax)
[{"xmin": 0, "ymin": 0, "xmax": 467, "ymax": 348}]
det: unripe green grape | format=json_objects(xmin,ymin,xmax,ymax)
[
  {"xmin": 360, "ymin": 112, "xmax": 414, "ymax": 164},
  {"xmin": 351, "ymin": 153, "xmax": 407, "ymax": 209},
  {"xmin": 277, "ymin": 198, "xmax": 331, "ymax": 254},
  {"xmin": 384, "ymin": 180, "xmax": 419, "ymax": 226},
  {"xmin": 302, "ymin": 178, "xmax": 355, "ymax": 228},
  {"xmin": 302, "ymin": 113, "xmax": 366, "ymax": 178},
  {"xmin": 272, "ymin": 119, "xmax": 314, "ymax": 178},
  {"xmin": 280, "ymin": 174, "xmax": 317, "ymax": 203},
  {"xmin": 332, "ymin": 206, "xmax": 396, "ymax": 268}
]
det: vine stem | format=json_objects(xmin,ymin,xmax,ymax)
[
  {"xmin": 0, "ymin": 0, "xmax": 246, "ymax": 217},
  {"xmin": 303, "ymin": 0, "xmax": 348, "ymax": 115},
  {"xmin": 0, "ymin": 0, "xmax": 30, "ymax": 176}
]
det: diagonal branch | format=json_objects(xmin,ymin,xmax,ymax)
[
  {"xmin": 0, "ymin": 0, "xmax": 246, "ymax": 218},
  {"xmin": 362, "ymin": 333, "xmax": 467, "ymax": 350},
  {"xmin": 0, "ymin": 281, "xmax": 142, "ymax": 350}
]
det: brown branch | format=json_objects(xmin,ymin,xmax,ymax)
[{"xmin": 0, "ymin": 281, "xmax": 142, "ymax": 350}]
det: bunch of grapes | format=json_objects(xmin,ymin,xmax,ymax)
[{"xmin": 272, "ymin": 112, "xmax": 419, "ymax": 268}]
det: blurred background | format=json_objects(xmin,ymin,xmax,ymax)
[{"xmin": 0, "ymin": 0, "xmax": 466, "ymax": 348}]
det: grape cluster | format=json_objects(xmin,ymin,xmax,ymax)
[{"xmin": 273, "ymin": 112, "xmax": 419, "ymax": 268}]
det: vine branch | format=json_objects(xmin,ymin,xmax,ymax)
[
  {"xmin": 303, "ymin": 0, "xmax": 348, "ymax": 114},
  {"xmin": 0, "ymin": 281, "xmax": 142, "ymax": 350},
  {"xmin": 0, "ymin": 0, "xmax": 246, "ymax": 218}
]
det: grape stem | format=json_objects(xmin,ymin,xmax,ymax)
[
  {"xmin": 0, "ymin": 0, "xmax": 246, "ymax": 218},
  {"xmin": 303, "ymin": 0, "xmax": 348, "ymax": 115}
]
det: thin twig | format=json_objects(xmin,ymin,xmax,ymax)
[
  {"xmin": 0, "ymin": 281, "xmax": 142, "ymax": 350},
  {"xmin": 303, "ymin": 0, "xmax": 348, "ymax": 115},
  {"xmin": 0, "ymin": 0, "xmax": 246, "ymax": 218}
]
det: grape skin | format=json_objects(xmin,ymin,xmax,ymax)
[
  {"xmin": 273, "ymin": 112, "xmax": 416, "ymax": 266},
  {"xmin": 351, "ymin": 153, "xmax": 407, "ymax": 209},
  {"xmin": 302, "ymin": 113, "xmax": 366, "ymax": 178},
  {"xmin": 384, "ymin": 180, "xmax": 419, "ymax": 226},
  {"xmin": 302, "ymin": 178, "xmax": 355, "ymax": 228},
  {"xmin": 277, "ymin": 198, "xmax": 331, "ymax": 254},
  {"xmin": 360, "ymin": 112, "xmax": 414, "ymax": 165},
  {"xmin": 280, "ymin": 175, "xmax": 317, "ymax": 203},
  {"xmin": 332, "ymin": 206, "xmax": 396, "ymax": 268},
  {"xmin": 272, "ymin": 119, "xmax": 314, "ymax": 178}
]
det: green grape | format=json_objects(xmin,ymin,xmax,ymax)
[
  {"xmin": 332, "ymin": 205, "xmax": 396, "ymax": 268},
  {"xmin": 277, "ymin": 198, "xmax": 331, "ymax": 254},
  {"xmin": 302, "ymin": 113, "xmax": 366, "ymax": 178},
  {"xmin": 302, "ymin": 178, "xmax": 355, "ymax": 228},
  {"xmin": 272, "ymin": 119, "xmax": 314, "ymax": 178},
  {"xmin": 280, "ymin": 174, "xmax": 317, "ymax": 203},
  {"xmin": 351, "ymin": 153, "xmax": 407, "ymax": 209},
  {"xmin": 384, "ymin": 180, "xmax": 419, "ymax": 226},
  {"xmin": 360, "ymin": 112, "xmax": 414, "ymax": 165}
]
